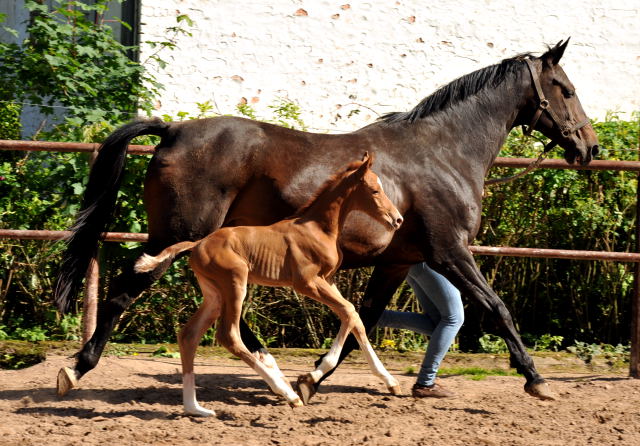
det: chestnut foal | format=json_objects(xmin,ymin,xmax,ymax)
[{"xmin": 135, "ymin": 154, "xmax": 403, "ymax": 416}]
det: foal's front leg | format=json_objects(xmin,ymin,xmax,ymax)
[{"xmin": 296, "ymin": 280, "xmax": 399, "ymax": 404}]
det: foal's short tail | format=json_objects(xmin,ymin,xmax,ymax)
[{"xmin": 134, "ymin": 241, "xmax": 198, "ymax": 273}]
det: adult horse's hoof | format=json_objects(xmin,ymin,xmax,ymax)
[
  {"xmin": 295, "ymin": 373, "xmax": 316, "ymax": 405},
  {"xmin": 524, "ymin": 380, "xmax": 556, "ymax": 401},
  {"xmin": 387, "ymin": 384, "xmax": 402, "ymax": 395},
  {"xmin": 56, "ymin": 367, "xmax": 79, "ymax": 397}
]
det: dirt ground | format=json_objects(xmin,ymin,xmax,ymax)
[{"xmin": 1, "ymin": 349, "xmax": 639, "ymax": 446}]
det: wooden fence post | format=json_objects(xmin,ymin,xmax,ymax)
[
  {"xmin": 82, "ymin": 257, "xmax": 99, "ymax": 345},
  {"xmin": 631, "ymin": 173, "xmax": 640, "ymax": 378},
  {"xmin": 81, "ymin": 148, "xmax": 100, "ymax": 345}
]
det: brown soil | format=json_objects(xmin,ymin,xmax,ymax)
[{"xmin": 1, "ymin": 350, "xmax": 639, "ymax": 446}]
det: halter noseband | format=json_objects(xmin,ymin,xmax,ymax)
[{"xmin": 522, "ymin": 58, "xmax": 590, "ymax": 152}]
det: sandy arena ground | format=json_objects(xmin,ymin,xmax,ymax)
[{"xmin": 1, "ymin": 350, "xmax": 639, "ymax": 446}]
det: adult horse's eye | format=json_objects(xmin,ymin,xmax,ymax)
[{"xmin": 564, "ymin": 90, "xmax": 575, "ymax": 98}]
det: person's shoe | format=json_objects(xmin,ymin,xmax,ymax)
[{"xmin": 411, "ymin": 383, "xmax": 455, "ymax": 398}]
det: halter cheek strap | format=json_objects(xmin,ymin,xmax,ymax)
[
  {"xmin": 522, "ymin": 58, "xmax": 590, "ymax": 152},
  {"xmin": 485, "ymin": 59, "xmax": 591, "ymax": 188}
]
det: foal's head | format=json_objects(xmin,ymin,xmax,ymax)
[{"xmin": 348, "ymin": 153, "xmax": 403, "ymax": 230}]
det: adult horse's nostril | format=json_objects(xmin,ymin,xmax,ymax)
[
  {"xmin": 396, "ymin": 216, "xmax": 404, "ymax": 227},
  {"xmin": 591, "ymin": 145, "xmax": 599, "ymax": 157}
]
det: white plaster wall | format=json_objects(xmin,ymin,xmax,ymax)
[{"xmin": 139, "ymin": 0, "xmax": 640, "ymax": 132}]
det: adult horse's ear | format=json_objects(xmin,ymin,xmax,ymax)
[{"xmin": 542, "ymin": 38, "xmax": 570, "ymax": 66}]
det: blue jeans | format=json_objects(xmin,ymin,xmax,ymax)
[{"xmin": 377, "ymin": 263, "xmax": 464, "ymax": 386}]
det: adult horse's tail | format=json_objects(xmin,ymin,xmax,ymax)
[{"xmin": 54, "ymin": 118, "xmax": 169, "ymax": 314}]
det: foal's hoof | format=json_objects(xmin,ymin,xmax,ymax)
[
  {"xmin": 524, "ymin": 380, "xmax": 556, "ymax": 401},
  {"xmin": 56, "ymin": 367, "xmax": 78, "ymax": 397},
  {"xmin": 295, "ymin": 373, "xmax": 317, "ymax": 405},
  {"xmin": 387, "ymin": 384, "xmax": 402, "ymax": 395},
  {"xmin": 184, "ymin": 406, "xmax": 216, "ymax": 417},
  {"xmin": 288, "ymin": 396, "xmax": 304, "ymax": 408}
]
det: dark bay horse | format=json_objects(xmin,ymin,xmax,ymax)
[
  {"xmin": 129, "ymin": 154, "xmax": 402, "ymax": 415},
  {"xmin": 55, "ymin": 40, "xmax": 598, "ymax": 401}
]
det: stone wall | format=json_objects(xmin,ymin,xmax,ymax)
[{"xmin": 139, "ymin": 0, "xmax": 639, "ymax": 131}]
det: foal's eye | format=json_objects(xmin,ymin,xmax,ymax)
[
  {"xmin": 372, "ymin": 190, "xmax": 380, "ymax": 195},
  {"xmin": 564, "ymin": 90, "xmax": 575, "ymax": 98}
]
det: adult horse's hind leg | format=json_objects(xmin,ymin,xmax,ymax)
[
  {"xmin": 179, "ymin": 275, "xmax": 222, "ymax": 417},
  {"xmin": 57, "ymin": 257, "xmax": 172, "ymax": 396},
  {"xmin": 435, "ymin": 244, "xmax": 554, "ymax": 400}
]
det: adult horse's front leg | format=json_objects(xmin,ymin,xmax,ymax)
[
  {"xmin": 434, "ymin": 245, "xmax": 554, "ymax": 400},
  {"xmin": 57, "ymin": 259, "xmax": 170, "ymax": 396}
]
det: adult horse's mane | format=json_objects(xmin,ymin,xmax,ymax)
[
  {"xmin": 291, "ymin": 159, "xmax": 366, "ymax": 218},
  {"xmin": 380, "ymin": 53, "xmax": 533, "ymax": 123}
]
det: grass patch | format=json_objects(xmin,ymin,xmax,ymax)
[
  {"xmin": 0, "ymin": 341, "xmax": 47, "ymax": 369},
  {"xmin": 440, "ymin": 366, "xmax": 521, "ymax": 380}
]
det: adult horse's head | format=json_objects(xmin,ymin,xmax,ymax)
[{"xmin": 519, "ymin": 39, "xmax": 599, "ymax": 165}]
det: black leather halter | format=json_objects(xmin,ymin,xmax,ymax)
[{"xmin": 523, "ymin": 58, "xmax": 590, "ymax": 152}]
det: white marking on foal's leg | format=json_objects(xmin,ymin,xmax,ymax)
[
  {"xmin": 358, "ymin": 339, "xmax": 400, "ymax": 394},
  {"xmin": 308, "ymin": 322, "xmax": 350, "ymax": 383},
  {"xmin": 253, "ymin": 350, "xmax": 286, "ymax": 380},
  {"xmin": 182, "ymin": 372, "xmax": 215, "ymax": 417},
  {"xmin": 251, "ymin": 359, "xmax": 302, "ymax": 407}
]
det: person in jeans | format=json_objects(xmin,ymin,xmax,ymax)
[{"xmin": 377, "ymin": 262, "xmax": 464, "ymax": 398}]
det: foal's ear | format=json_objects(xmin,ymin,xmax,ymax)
[
  {"xmin": 354, "ymin": 155, "xmax": 372, "ymax": 180},
  {"xmin": 361, "ymin": 151, "xmax": 374, "ymax": 167},
  {"xmin": 542, "ymin": 38, "xmax": 570, "ymax": 66}
]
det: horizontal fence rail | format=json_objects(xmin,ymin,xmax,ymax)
[
  {"xmin": 3, "ymin": 229, "xmax": 640, "ymax": 263},
  {"xmin": 1, "ymin": 139, "xmax": 639, "ymax": 378},
  {"xmin": 2, "ymin": 140, "xmax": 639, "ymax": 171}
]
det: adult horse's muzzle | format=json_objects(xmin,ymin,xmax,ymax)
[{"xmin": 563, "ymin": 125, "xmax": 599, "ymax": 166}]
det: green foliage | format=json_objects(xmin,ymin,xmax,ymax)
[
  {"xmin": 567, "ymin": 340, "xmax": 630, "ymax": 365},
  {"xmin": 0, "ymin": 1, "xmax": 191, "ymax": 339},
  {"xmin": 151, "ymin": 345, "xmax": 180, "ymax": 358},
  {"xmin": 0, "ymin": 101, "xmax": 21, "ymax": 139},
  {"xmin": 237, "ymin": 97, "xmax": 307, "ymax": 130},
  {"xmin": 0, "ymin": 0, "xmax": 192, "ymax": 135},
  {"xmin": 0, "ymin": 341, "xmax": 47, "ymax": 369},
  {"xmin": 521, "ymin": 333, "xmax": 564, "ymax": 351},
  {"xmin": 478, "ymin": 334, "xmax": 508, "ymax": 354}
]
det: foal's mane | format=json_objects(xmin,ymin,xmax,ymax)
[
  {"xmin": 380, "ymin": 53, "xmax": 532, "ymax": 123},
  {"xmin": 291, "ymin": 160, "xmax": 365, "ymax": 217}
]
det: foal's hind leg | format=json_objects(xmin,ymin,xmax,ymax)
[
  {"xmin": 179, "ymin": 275, "xmax": 222, "ymax": 417},
  {"xmin": 215, "ymin": 268, "xmax": 302, "ymax": 407}
]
